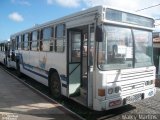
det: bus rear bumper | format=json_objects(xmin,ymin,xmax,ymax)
[{"xmin": 93, "ymin": 87, "xmax": 156, "ymax": 111}]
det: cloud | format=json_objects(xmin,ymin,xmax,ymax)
[
  {"xmin": 19, "ymin": 1, "xmax": 31, "ymax": 6},
  {"xmin": 8, "ymin": 12, "xmax": 24, "ymax": 22},
  {"xmin": 47, "ymin": 0, "xmax": 80, "ymax": 7},
  {"xmin": 11, "ymin": 0, "xmax": 31, "ymax": 6},
  {"xmin": 47, "ymin": 0, "xmax": 54, "ymax": 4}
]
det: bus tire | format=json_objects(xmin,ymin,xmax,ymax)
[
  {"xmin": 49, "ymin": 72, "xmax": 61, "ymax": 99},
  {"xmin": 16, "ymin": 62, "xmax": 22, "ymax": 77}
]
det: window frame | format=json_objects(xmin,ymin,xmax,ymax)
[
  {"xmin": 41, "ymin": 27, "xmax": 53, "ymax": 52},
  {"xmin": 31, "ymin": 30, "xmax": 39, "ymax": 51},
  {"xmin": 24, "ymin": 33, "xmax": 29, "ymax": 50},
  {"xmin": 55, "ymin": 24, "xmax": 65, "ymax": 53},
  {"xmin": 97, "ymin": 24, "xmax": 153, "ymax": 71}
]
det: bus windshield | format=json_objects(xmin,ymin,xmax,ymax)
[{"xmin": 98, "ymin": 25, "xmax": 153, "ymax": 70}]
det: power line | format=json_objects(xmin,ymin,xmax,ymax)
[{"xmin": 136, "ymin": 3, "xmax": 160, "ymax": 12}]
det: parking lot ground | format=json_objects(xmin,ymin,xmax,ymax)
[{"xmin": 0, "ymin": 67, "xmax": 80, "ymax": 120}]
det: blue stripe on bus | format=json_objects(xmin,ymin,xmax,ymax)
[
  {"xmin": 60, "ymin": 75, "xmax": 67, "ymax": 82},
  {"xmin": 18, "ymin": 53, "xmax": 48, "ymax": 80},
  {"xmin": 18, "ymin": 53, "xmax": 68, "ymax": 88},
  {"xmin": 23, "ymin": 65, "xmax": 48, "ymax": 79}
]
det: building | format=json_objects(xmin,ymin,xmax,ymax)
[{"xmin": 153, "ymin": 32, "xmax": 160, "ymax": 78}]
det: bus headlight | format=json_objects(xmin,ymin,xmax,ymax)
[
  {"xmin": 115, "ymin": 86, "xmax": 120, "ymax": 93},
  {"xmin": 108, "ymin": 88, "xmax": 113, "ymax": 94},
  {"xmin": 145, "ymin": 80, "xmax": 154, "ymax": 86},
  {"xmin": 145, "ymin": 81, "xmax": 149, "ymax": 86}
]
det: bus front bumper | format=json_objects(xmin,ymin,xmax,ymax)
[{"xmin": 93, "ymin": 87, "xmax": 156, "ymax": 111}]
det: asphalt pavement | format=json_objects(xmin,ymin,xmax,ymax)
[{"xmin": 0, "ymin": 67, "xmax": 78, "ymax": 120}]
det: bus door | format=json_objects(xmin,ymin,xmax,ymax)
[
  {"xmin": 68, "ymin": 26, "xmax": 89, "ymax": 105},
  {"xmin": 68, "ymin": 29, "xmax": 82, "ymax": 96}
]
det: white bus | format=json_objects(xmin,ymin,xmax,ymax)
[
  {"xmin": 0, "ymin": 40, "xmax": 9, "ymax": 65},
  {"xmin": 9, "ymin": 6, "xmax": 156, "ymax": 111},
  {"xmin": 0, "ymin": 41, "xmax": 6, "ymax": 64}
]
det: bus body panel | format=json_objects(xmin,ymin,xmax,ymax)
[{"xmin": 93, "ymin": 66, "xmax": 156, "ymax": 111}]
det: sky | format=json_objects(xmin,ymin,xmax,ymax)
[{"xmin": 0, "ymin": 0, "xmax": 160, "ymax": 41}]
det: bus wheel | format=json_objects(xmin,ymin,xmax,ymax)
[
  {"xmin": 50, "ymin": 72, "xmax": 61, "ymax": 99},
  {"xmin": 16, "ymin": 62, "xmax": 22, "ymax": 77}
]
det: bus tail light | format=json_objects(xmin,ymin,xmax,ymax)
[
  {"xmin": 109, "ymin": 99, "xmax": 121, "ymax": 107},
  {"xmin": 98, "ymin": 89, "xmax": 105, "ymax": 97}
]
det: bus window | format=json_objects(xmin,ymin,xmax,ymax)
[
  {"xmin": 71, "ymin": 32, "xmax": 81, "ymax": 62},
  {"xmin": 98, "ymin": 25, "xmax": 133, "ymax": 70},
  {"xmin": 1, "ymin": 44, "xmax": 3, "ymax": 51},
  {"xmin": 31, "ymin": 31, "xmax": 38, "ymax": 51},
  {"xmin": 24, "ymin": 33, "xmax": 29, "ymax": 50},
  {"xmin": 21, "ymin": 35, "xmax": 25, "ymax": 50},
  {"xmin": 134, "ymin": 30, "xmax": 152, "ymax": 67},
  {"xmin": 28, "ymin": 33, "xmax": 32, "ymax": 50},
  {"xmin": 43, "ymin": 27, "xmax": 52, "ymax": 40},
  {"xmin": 55, "ymin": 24, "xmax": 65, "ymax": 52},
  {"xmin": 0, "ymin": 44, "xmax": 1, "ymax": 51},
  {"xmin": 11, "ymin": 39, "xmax": 16, "ymax": 50},
  {"xmin": 50, "ymin": 27, "xmax": 54, "ymax": 51},
  {"xmin": 40, "ymin": 30, "xmax": 43, "ymax": 51},
  {"xmin": 89, "ymin": 26, "xmax": 94, "ymax": 66},
  {"xmin": 16, "ymin": 36, "xmax": 19, "ymax": 50},
  {"xmin": 42, "ymin": 27, "xmax": 52, "ymax": 51},
  {"xmin": 18, "ymin": 35, "xmax": 22, "ymax": 50}
]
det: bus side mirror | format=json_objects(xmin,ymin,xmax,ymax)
[{"xmin": 95, "ymin": 25, "xmax": 103, "ymax": 42}]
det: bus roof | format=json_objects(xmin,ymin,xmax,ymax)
[{"xmin": 11, "ymin": 5, "xmax": 154, "ymax": 37}]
